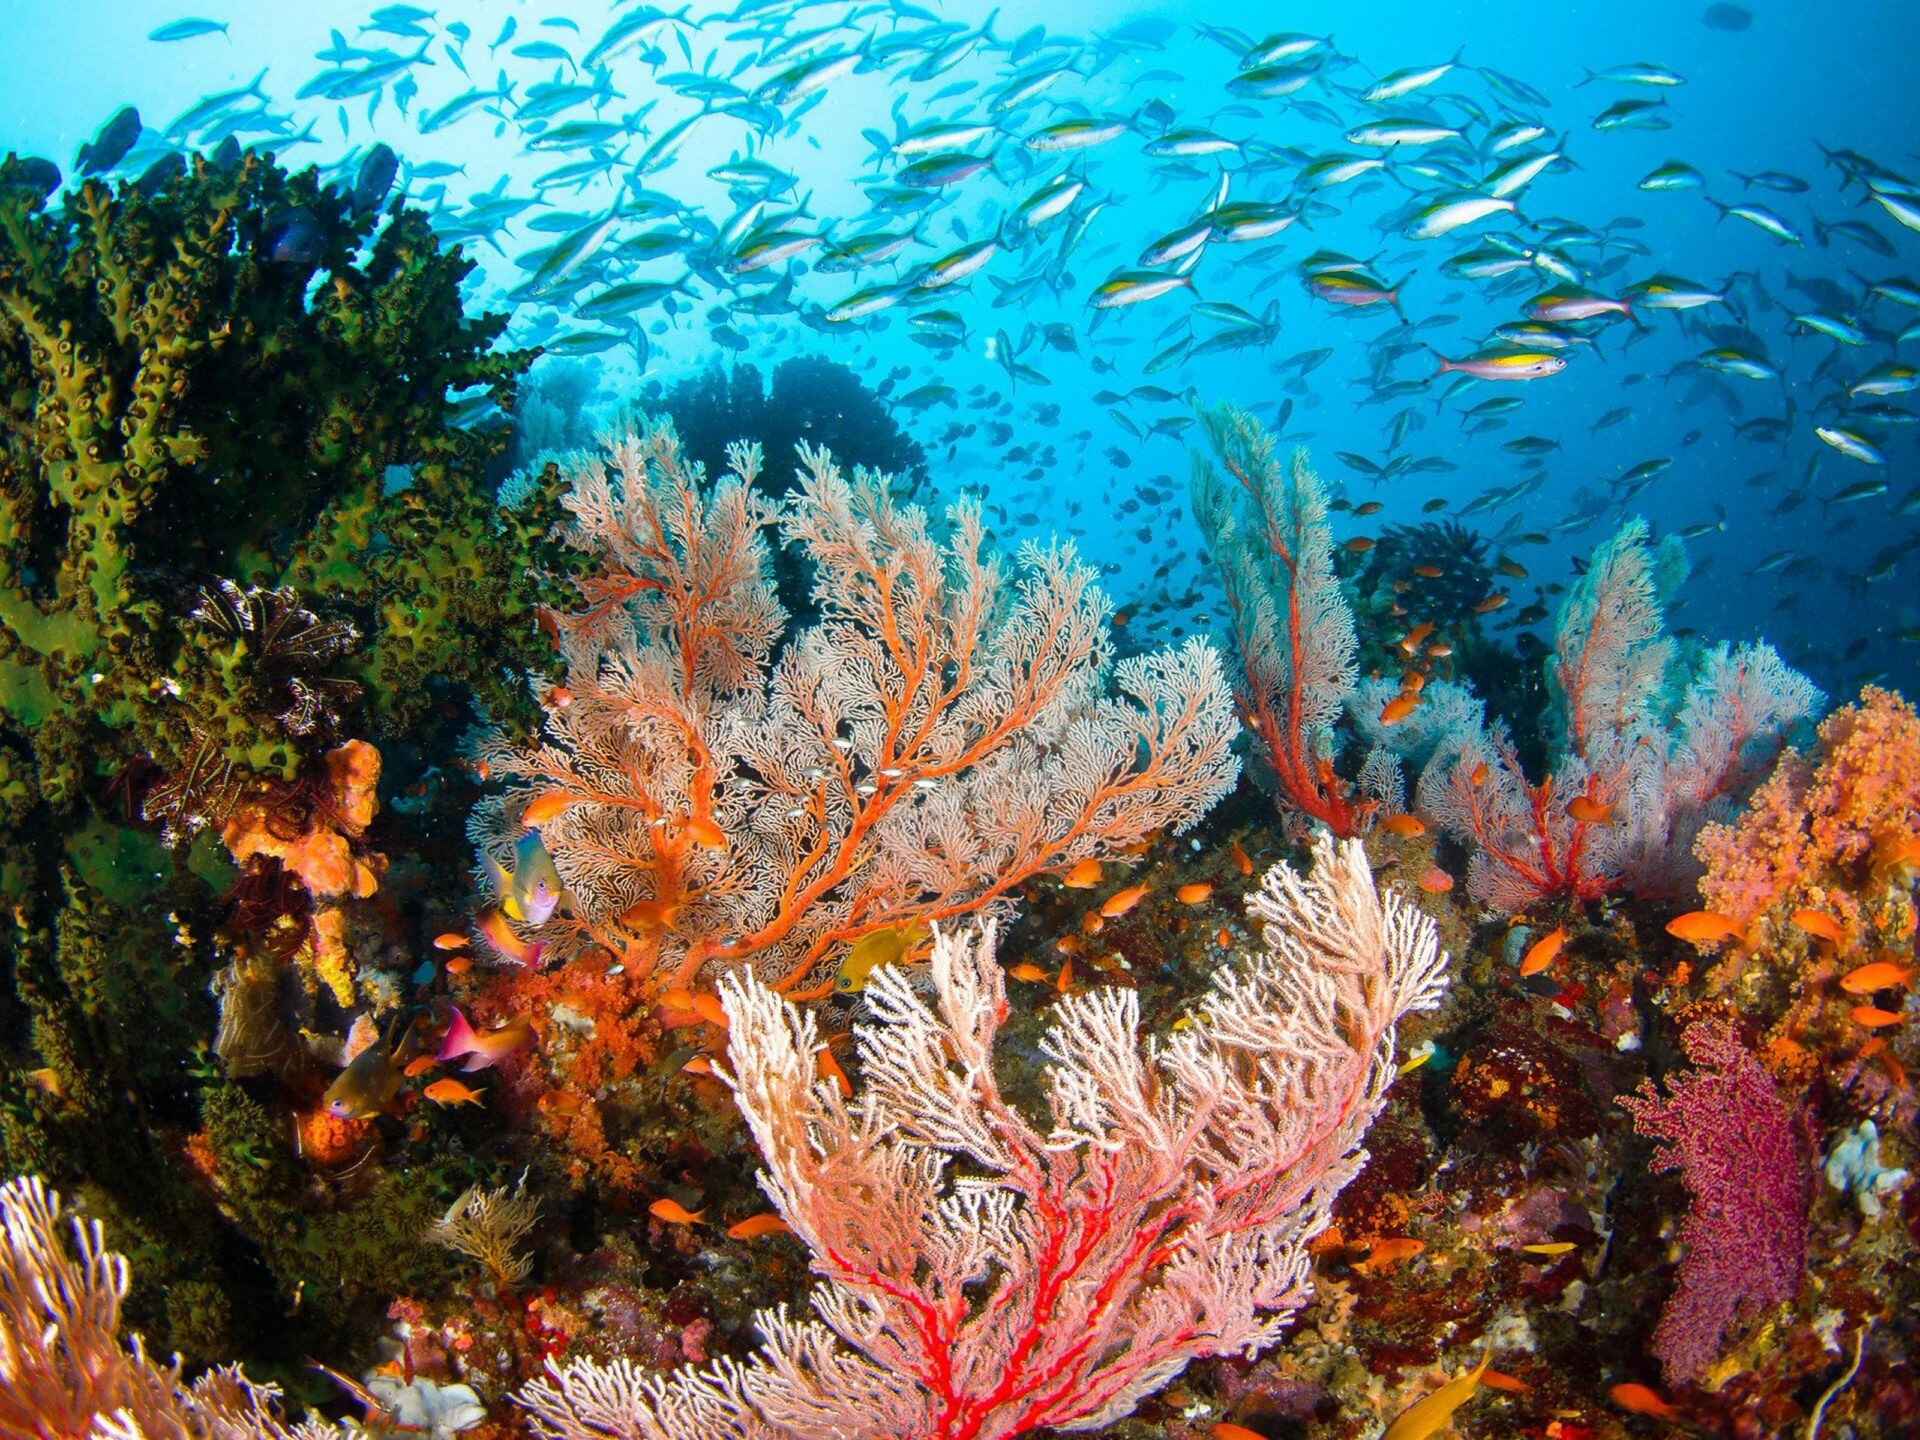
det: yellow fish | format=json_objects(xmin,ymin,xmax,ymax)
[
  {"xmin": 834, "ymin": 922, "xmax": 931, "ymax": 994},
  {"xmin": 1382, "ymin": 1341, "xmax": 1492, "ymax": 1440}
]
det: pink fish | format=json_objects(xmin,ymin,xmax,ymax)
[
  {"xmin": 476, "ymin": 907, "xmax": 543, "ymax": 967},
  {"xmin": 438, "ymin": 1006, "xmax": 534, "ymax": 1073}
]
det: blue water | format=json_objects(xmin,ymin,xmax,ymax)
[{"xmin": 6, "ymin": 0, "xmax": 1917, "ymax": 697}]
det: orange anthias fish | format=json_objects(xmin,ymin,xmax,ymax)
[
  {"xmin": 1100, "ymin": 884, "xmax": 1150, "ymax": 918},
  {"xmin": 1212, "ymin": 1425, "xmax": 1268, "ymax": 1440},
  {"xmin": 520, "ymin": 791, "xmax": 575, "ymax": 826},
  {"xmin": 683, "ymin": 814, "xmax": 728, "ymax": 850},
  {"xmin": 1061, "ymin": 857, "xmax": 1103, "ymax": 888},
  {"xmin": 1176, "ymin": 882, "xmax": 1213, "ymax": 905},
  {"xmin": 649, "ymin": 1198, "xmax": 704, "ymax": 1226},
  {"xmin": 476, "ymin": 907, "xmax": 544, "ymax": 967},
  {"xmin": 1851, "ymin": 1005, "xmax": 1908, "ymax": 1029},
  {"xmin": 1519, "ymin": 926, "xmax": 1567, "ymax": 978},
  {"xmin": 1354, "ymin": 1237, "xmax": 1424, "ymax": 1274},
  {"xmin": 1790, "ymin": 908, "xmax": 1845, "ymax": 944},
  {"xmin": 1565, "ymin": 795, "xmax": 1615, "ymax": 825},
  {"xmin": 1381, "ymin": 813, "xmax": 1426, "ymax": 838},
  {"xmin": 726, "ymin": 1213, "xmax": 792, "ymax": 1240},
  {"xmin": 1230, "ymin": 839, "xmax": 1254, "ymax": 875},
  {"xmin": 1840, "ymin": 960, "xmax": 1918, "ymax": 994},
  {"xmin": 1007, "ymin": 962, "xmax": 1052, "ymax": 983},
  {"xmin": 1419, "ymin": 866, "xmax": 1455, "ymax": 894},
  {"xmin": 437, "ymin": 1006, "xmax": 534, "ymax": 1073},
  {"xmin": 1665, "ymin": 911, "xmax": 1744, "ymax": 946},
  {"xmin": 423, "ymin": 1077, "xmax": 485, "ymax": 1107},
  {"xmin": 1608, "ymin": 1382, "xmax": 1685, "ymax": 1421},
  {"xmin": 1380, "ymin": 693, "xmax": 1420, "ymax": 726},
  {"xmin": 432, "ymin": 932, "xmax": 468, "ymax": 951}
]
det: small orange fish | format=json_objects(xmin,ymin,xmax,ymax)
[
  {"xmin": 1472, "ymin": 592, "xmax": 1509, "ymax": 614},
  {"xmin": 1354, "ymin": 1237, "xmax": 1424, "ymax": 1273},
  {"xmin": 1426, "ymin": 641, "xmax": 1454, "ymax": 659},
  {"xmin": 1840, "ymin": 961, "xmax": 1917, "ymax": 994},
  {"xmin": 681, "ymin": 1055, "xmax": 716, "ymax": 1077},
  {"xmin": 1176, "ymin": 882, "xmax": 1213, "ymax": 905},
  {"xmin": 520, "ymin": 792, "xmax": 575, "ymax": 826},
  {"xmin": 1379, "ymin": 693, "xmax": 1420, "ymax": 726},
  {"xmin": 1469, "ymin": 761, "xmax": 1490, "ymax": 786},
  {"xmin": 1419, "ymin": 866, "xmax": 1454, "ymax": 894},
  {"xmin": 1344, "ymin": 536, "xmax": 1376, "ymax": 553},
  {"xmin": 684, "ymin": 814, "xmax": 728, "ymax": 850},
  {"xmin": 1212, "ymin": 1426, "xmax": 1268, "ymax": 1440},
  {"xmin": 1565, "ymin": 795, "xmax": 1615, "ymax": 825},
  {"xmin": 1398, "ymin": 621, "xmax": 1436, "ymax": 654},
  {"xmin": 726, "ymin": 1213, "xmax": 792, "ymax": 1240},
  {"xmin": 432, "ymin": 932, "xmax": 469, "ymax": 951},
  {"xmin": 661, "ymin": 987, "xmax": 697, "ymax": 1013},
  {"xmin": 1790, "ymin": 908, "xmax": 1844, "ymax": 944},
  {"xmin": 1519, "ymin": 926, "xmax": 1567, "ymax": 978},
  {"xmin": 1381, "ymin": 813, "xmax": 1426, "ymax": 838},
  {"xmin": 648, "ymin": 1198, "xmax": 704, "ymax": 1226},
  {"xmin": 1354, "ymin": 500, "xmax": 1385, "ymax": 517},
  {"xmin": 1055, "ymin": 957, "xmax": 1074, "ymax": 993},
  {"xmin": 1851, "ymin": 1005, "xmax": 1907, "ymax": 1029},
  {"xmin": 1665, "ymin": 911, "xmax": 1743, "ymax": 946},
  {"xmin": 1082, "ymin": 911, "xmax": 1105, "ymax": 935},
  {"xmin": 444, "ymin": 954, "xmax": 473, "ymax": 976},
  {"xmin": 1101, "ymin": 884, "xmax": 1149, "ymax": 918},
  {"xmin": 1053, "ymin": 934, "xmax": 1085, "ymax": 957},
  {"xmin": 1608, "ymin": 1382, "xmax": 1684, "ymax": 1421},
  {"xmin": 692, "ymin": 993, "xmax": 729, "ymax": 1029},
  {"xmin": 402, "ymin": 1055, "xmax": 439, "ymax": 1078},
  {"xmin": 1400, "ymin": 670, "xmax": 1426, "ymax": 694},
  {"xmin": 423, "ymin": 1077, "xmax": 484, "ymax": 1107},
  {"xmin": 1230, "ymin": 839, "xmax": 1253, "ymax": 875},
  {"xmin": 1008, "ymin": 962, "xmax": 1052, "ymax": 983},
  {"xmin": 543, "ymin": 685, "xmax": 574, "ymax": 709},
  {"xmin": 1061, "ymin": 857, "xmax": 1103, "ymax": 888},
  {"xmin": 1414, "ymin": 564, "xmax": 1445, "ymax": 579},
  {"xmin": 1480, "ymin": 1370, "xmax": 1530, "ymax": 1394},
  {"xmin": 621, "ymin": 898, "xmax": 681, "ymax": 931},
  {"xmin": 816, "ymin": 1045, "xmax": 852, "ymax": 1097}
]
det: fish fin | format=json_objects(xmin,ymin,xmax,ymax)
[{"xmin": 438, "ymin": 1005, "xmax": 478, "ymax": 1062}]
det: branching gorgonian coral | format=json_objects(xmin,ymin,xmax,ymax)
[
  {"xmin": 472, "ymin": 419, "xmax": 1239, "ymax": 997},
  {"xmin": 1373, "ymin": 519, "xmax": 1821, "ymax": 910},
  {"xmin": 520, "ymin": 834, "xmax": 1448, "ymax": 1439}
]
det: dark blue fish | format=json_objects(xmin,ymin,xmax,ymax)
[
  {"xmin": 3, "ymin": 155, "xmax": 62, "ymax": 199},
  {"xmin": 136, "ymin": 151, "xmax": 185, "ymax": 197},
  {"xmin": 1703, "ymin": 3, "xmax": 1752, "ymax": 29},
  {"xmin": 265, "ymin": 210, "xmax": 327, "ymax": 265},
  {"xmin": 77, "ymin": 107, "xmax": 141, "ymax": 175},
  {"xmin": 352, "ymin": 143, "xmax": 398, "ymax": 214}
]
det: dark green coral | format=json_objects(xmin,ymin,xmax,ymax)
[{"xmin": 0, "ymin": 141, "xmax": 567, "ymax": 1366}]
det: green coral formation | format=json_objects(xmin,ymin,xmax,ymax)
[{"xmin": 0, "ymin": 145, "xmax": 565, "ymax": 1366}]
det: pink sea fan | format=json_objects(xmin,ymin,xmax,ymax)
[
  {"xmin": 520, "ymin": 835, "xmax": 1449, "ymax": 1440},
  {"xmin": 1619, "ymin": 1019, "xmax": 1811, "ymax": 1386},
  {"xmin": 1398, "ymin": 520, "xmax": 1820, "ymax": 911}
]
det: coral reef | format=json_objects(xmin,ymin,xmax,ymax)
[
  {"xmin": 1395, "ymin": 519, "xmax": 1821, "ymax": 910},
  {"xmin": 472, "ymin": 419, "xmax": 1240, "ymax": 1001},
  {"xmin": 1621, "ymin": 1018, "xmax": 1812, "ymax": 1386},
  {"xmin": 1190, "ymin": 404, "xmax": 1379, "ymax": 835},
  {"xmin": 0, "ymin": 143, "xmax": 563, "ymax": 1367},
  {"xmin": 522, "ymin": 835, "xmax": 1448, "ymax": 1438},
  {"xmin": 650, "ymin": 355, "xmax": 932, "ymax": 493}
]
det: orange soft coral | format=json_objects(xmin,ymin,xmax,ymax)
[
  {"xmin": 1691, "ymin": 688, "xmax": 1919, "ymax": 1082},
  {"xmin": 222, "ymin": 739, "xmax": 384, "ymax": 901},
  {"xmin": 1696, "ymin": 688, "xmax": 1920, "ymax": 930}
]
